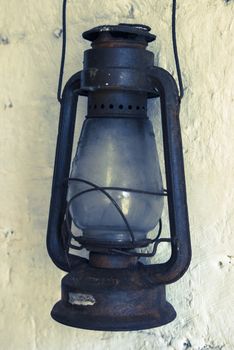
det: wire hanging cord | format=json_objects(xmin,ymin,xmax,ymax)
[
  {"xmin": 172, "ymin": 0, "xmax": 184, "ymax": 101},
  {"xmin": 65, "ymin": 178, "xmax": 170, "ymax": 257},
  {"xmin": 57, "ymin": 0, "xmax": 67, "ymax": 103}
]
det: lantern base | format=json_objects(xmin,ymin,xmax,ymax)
[{"xmin": 51, "ymin": 260, "xmax": 176, "ymax": 331}]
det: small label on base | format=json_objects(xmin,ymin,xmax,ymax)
[{"xmin": 68, "ymin": 293, "xmax": 96, "ymax": 306}]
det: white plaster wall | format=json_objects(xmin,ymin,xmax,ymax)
[{"xmin": 0, "ymin": 0, "xmax": 234, "ymax": 349}]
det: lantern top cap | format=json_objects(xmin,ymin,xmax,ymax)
[{"xmin": 82, "ymin": 23, "xmax": 156, "ymax": 44}]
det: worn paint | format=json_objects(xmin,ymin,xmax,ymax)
[
  {"xmin": 0, "ymin": 0, "xmax": 233, "ymax": 349},
  {"xmin": 68, "ymin": 293, "xmax": 96, "ymax": 306}
]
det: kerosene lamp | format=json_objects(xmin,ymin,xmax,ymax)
[{"xmin": 47, "ymin": 19, "xmax": 191, "ymax": 331}]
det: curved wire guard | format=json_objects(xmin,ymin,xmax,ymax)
[
  {"xmin": 66, "ymin": 178, "xmax": 137, "ymax": 244},
  {"xmin": 65, "ymin": 178, "xmax": 170, "ymax": 258}
]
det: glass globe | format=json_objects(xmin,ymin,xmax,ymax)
[{"xmin": 68, "ymin": 117, "xmax": 163, "ymax": 244}]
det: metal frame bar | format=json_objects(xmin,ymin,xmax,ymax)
[
  {"xmin": 141, "ymin": 67, "xmax": 191, "ymax": 284},
  {"xmin": 47, "ymin": 71, "xmax": 86, "ymax": 271},
  {"xmin": 47, "ymin": 67, "xmax": 191, "ymax": 282}
]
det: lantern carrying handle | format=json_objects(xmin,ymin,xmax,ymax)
[
  {"xmin": 141, "ymin": 67, "xmax": 191, "ymax": 284},
  {"xmin": 47, "ymin": 71, "xmax": 87, "ymax": 272}
]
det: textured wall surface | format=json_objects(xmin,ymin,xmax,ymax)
[{"xmin": 0, "ymin": 0, "xmax": 234, "ymax": 349}]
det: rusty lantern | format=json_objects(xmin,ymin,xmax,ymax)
[{"xmin": 47, "ymin": 23, "xmax": 191, "ymax": 331}]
